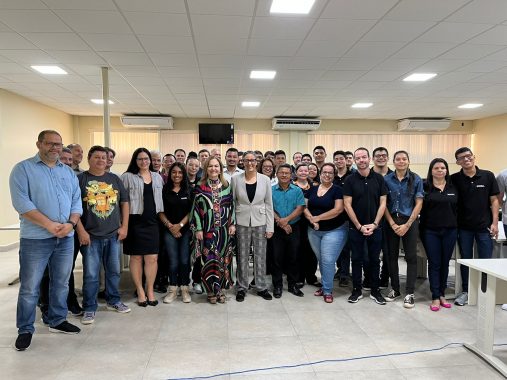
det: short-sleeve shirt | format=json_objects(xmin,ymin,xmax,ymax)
[
  {"xmin": 78, "ymin": 171, "xmax": 129, "ymax": 239},
  {"xmin": 305, "ymin": 184, "xmax": 346, "ymax": 231},
  {"xmin": 451, "ymin": 167, "xmax": 499, "ymax": 231},
  {"xmin": 161, "ymin": 185, "xmax": 192, "ymax": 234},
  {"xmin": 496, "ymin": 169, "xmax": 507, "ymax": 217},
  {"xmin": 342, "ymin": 170, "xmax": 388, "ymax": 225},
  {"xmin": 420, "ymin": 182, "xmax": 458, "ymax": 229},
  {"xmin": 271, "ymin": 183, "xmax": 305, "ymax": 225}
]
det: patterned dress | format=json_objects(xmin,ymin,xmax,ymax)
[{"xmin": 191, "ymin": 179, "xmax": 235, "ymax": 296}]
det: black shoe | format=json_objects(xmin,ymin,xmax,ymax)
[
  {"xmin": 348, "ymin": 288, "xmax": 363, "ymax": 303},
  {"xmin": 137, "ymin": 299, "xmax": 148, "ymax": 307},
  {"xmin": 257, "ymin": 289, "xmax": 272, "ymax": 300},
  {"xmin": 68, "ymin": 304, "xmax": 83, "ymax": 317},
  {"xmin": 273, "ymin": 287, "xmax": 282, "ymax": 298},
  {"xmin": 147, "ymin": 299, "xmax": 159, "ymax": 307},
  {"xmin": 288, "ymin": 287, "xmax": 304, "ymax": 297},
  {"xmin": 295, "ymin": 282, "xmax": 304, "ymax": 289},
  {"xmin": 370, "ymin": 291, "xmax": 386, "ymax": 305},
  {"xmin": 49, "ymin": 321, "xmax": 81, "ymax": 334},
  {"xmin": 339, "ymin": 278, "xmax": 349, "ymax": 287},
  {"xmin": 236, "ymin": 290, "xmax": 245, "ymax": 302},
  {"xmin": 15, "ymin": 333, "xmax": 32, "ymax": 351}
]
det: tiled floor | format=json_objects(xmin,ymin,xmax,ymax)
[{"xmin": 0, "ymin": 247, "xmax": 506, "ymax": 380}]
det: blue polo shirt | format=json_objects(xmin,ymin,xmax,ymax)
[
  {"xmin": 271, "ymin": 183, "xmax": 305, "ymax": 224},
  {"xmin": 385, "ymin": 170, "xmax": 424, "ymax": 218},
  {"xmin": 9, "ymin": 153, "xmax": 82, "ymax": 239}
]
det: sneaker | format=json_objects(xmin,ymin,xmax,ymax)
[
  {"xmin": 192, "ymin": 283, "xmax": 203, "ymax": 294},
  {"xmin": 15, "ymin": 333, "xmax": 32, "ymax": 351},
  {"xmin": 236, "ymin": 290, "xmax": 245, "ymax": 302},
  {"xmin": 107, "ymin": 302, "xmax": 131, "ymax": 313},
  {"xmin": 455, "ymin": 292, "xmax": 468, "ymax": 306},
  {"xmin": 385, "ymin": 289, "xmax": 401, "ymax": 302},
  {"xmin": 403, "ymin": 294, "xmax": 415, "ymax": 309},
  {"xmin": 502, "ymin": 304, "xmax": 507, "ymax": 311},
  {"xmin": 49, "ymin": 320, "xmax": 81, "ymax": 334},
  {"xmin": 81, "ymin": 311, "xmax": 95, "ymax": 325},
  {"xmin": 348, "ymin": 288, "xmax": 363, "ymax": 303},
  {"xmin": 370, "ymin": 291, "xmax": 386, "ymax": 305},
  {"xmin": 68, "ymin": 304, "xmax": 83, "ymax": 317},
  {"xmin": 338, "ymin": 278, "xmax": 349, "ymax": 287}
]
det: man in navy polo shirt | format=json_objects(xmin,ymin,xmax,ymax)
[
  {"xmin": 343, "ymin": 147, "xmax": 388, "ymax": 305},
  {"xmin": 271, "ymin": 164, "xmax": 305, "ymax": 298},
  {"xmin": 451, "ymin": 147, "xmax": 499, "ymax": 306}
]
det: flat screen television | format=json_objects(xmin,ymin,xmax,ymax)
[{"xmin": 198, "ymin": 123, "xmax": 234, "ymax": 144}]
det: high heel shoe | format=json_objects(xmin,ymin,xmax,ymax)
[
  {"xmin": 147, "ymin": 299, "xmax": 158, "ymax": 306},
  {"xmin": 137, "ymin": 298, "xmax": 148, "ymax": 307}
]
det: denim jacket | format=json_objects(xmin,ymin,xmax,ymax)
[{"xmin": 385, "ymin": 170, "xmax": 423, "ymax": 217}]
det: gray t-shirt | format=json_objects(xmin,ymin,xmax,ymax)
[
  {"xmin": 77, "ymin": 171, "xmax": 129, "ymax": 239},
  {"xmin": 497, "ymin": 169, "xmax": 507, "ymax": 218}
]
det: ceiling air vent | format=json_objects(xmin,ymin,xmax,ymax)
[
  {"xmin": 272, "ymin": 118, "xmax": 321, "ymax": 131},
  {"xmin": 397, "ymin": 117, "xmax": 451, "ymax": 132}
]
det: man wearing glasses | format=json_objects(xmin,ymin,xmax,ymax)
[
  {"xmin": 10, "ymin": 130, "xmax": 83, "ymax": 351},
  {"xmin": 451, "ymin": 147, "xmax": 500, "ymax": 306}
]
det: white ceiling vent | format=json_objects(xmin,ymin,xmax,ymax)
[
  {"xmin": 272, "ymin": 118, "xmax": 321, "ymax": 131},
  {"xmin": 120, "ymin": 115, "xmax": 173, "ymax": 129},
  {"xmin": 397, "ymin": 117, "xmax": 451, "ymax": 132}
]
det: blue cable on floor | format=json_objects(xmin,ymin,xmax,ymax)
[{"xmin": 165, "ymin": 342, "xmax": 507, "ymax": 380}]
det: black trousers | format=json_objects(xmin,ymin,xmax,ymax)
[
  {"xmin": 297, "ymin": 220, "xmax": 318, "ymax": 284},
  {"xmin": 271, "ymin": 224, "xmax": 300, "ymax": 289}
]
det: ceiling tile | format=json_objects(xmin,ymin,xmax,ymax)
[
  {"xmin": 158, "ymin": 66, "xmax": 201, "ymax": 78},
  {"xmin": 248, "ymin": 39, "xmax": 301, "ymax": 56},
  {"xmin": 289, "ymin": 56, "xmax": 337, "ymax": 70},
  {"xmin": 0, "ymin": 0, "xmax": 47, "ymax": 10},
  {"xmin": 55, "ymin": 10, "xmax": 132, "ymax": 33},
  {"xmin": 0, "ymin": 49, "xmax": 57, "ymax": 64},
  {"xmin": 101, "ymin": 52, "xmax": 152, "ymax": 66},
  {"xmin": 439, "ymin": 44, "xmax": 504, "ymax": 60},
  {"xmin": 0, "ymin": 10, "xmax": 71, "ymax": 32},
  {"xmin": 417, "ymin": 22, "xmax": 495, "ymax": 44},
  {"xmin": 307, "ymin": 19, "xmax": 376, "ymax": 41},
  {"xmin": 252, "ymin": 16, "xmax": 314, "ymax": 39},
  {"xmin": 191, "ymin": 14, "xmax": 252, "ymax": 38},
  {"xmin": 468, "ymin": 25, "xmax": 507, "ymax": 46},
  {"xmin": 150, "ymin": 53, "xmax": 198, "ymax": 67},
  {"xmin": 44, "ymin": 0, "xmax": 116, "ymax": 10},
  {"xmin": 115, "ymin": 0, "xmax": 186, "ymax": 13},
  {"xmin": 195, "ymin": 36, "xmax": 247, "ymax": 55},
  {"xmin": 392, "ymin": 42, "xmax": 455, "ymax": 59},
  {"xmin": 344, "ymin": 42, "xmax": 405, "ymax": 59},
  {"xmin": 200, "ymin": 67, "xmax": 242, "ymax": 78},
  {"xmin": 447, "ymin": 0, "xmax": 507, "ymax": 23},
  {"xmin": 323, "ymin": 0, "xmax": 399, "ymax": 19},
  {"xmin": 22, "ymin": 32, "xmax": 89, "ymax": 50},
  {"xmin": 138, "ymin": 35, "xmax": 194, "ymax": 54},
  {"xmin": 296, "ymin": 40, "xmax": 355, "ymax": 58},
  {"xmin": 362, "ymin": 20, "xmax": 435, "ymax": 42},
  {"xmin": 123, "ymin": 12, "xmax": 191, "ymax": 36},
  {"xmin": 386, "ymin": 0, "xmax": 469, "ymax": 21},
  {"xmin": 49, "ymin": 51, "xmax": 106, "ymax": 65},
  {"xmin": 82, "ymin": 33, "xmax": 143, "ymax": 52},
  {"xmin": 188, "ymin": 0, "xmax": 254, "ymax": 16},
  {"xmin": 0, "ymin": 33, "xmax": 36, "ymax": 49}
]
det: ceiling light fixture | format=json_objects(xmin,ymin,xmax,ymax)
[
  {"xmin": 351, "ymin": 103, "xmax": 373, "ymax": 108},
  {"xmin": 31, "ymin": 65, "xmax": 67, "ymax": 75},
  {"xmin": 270, "ymin": 0, "xmax": 315, "ymax": 14},
  {"xmin": 250, "ymin": 70, "xmax": 277, "ymax": 80},
  {"xmin": 458, "ymin": 103, "xmax": 483, "ymax": 109},
  {"xmin": 91, "ymin": 99, "xmax": 114, "ymax": 105},
  {"xmin": 403, "ymin": 73, "xmax": 437, "ymax": 82},
  {"xmin": 242, "ymin": 101, "xmax": 260, "ymax": 107}
]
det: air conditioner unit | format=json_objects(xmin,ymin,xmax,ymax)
[
  {"xmin": 120, "ymin": 115, "xmax": 173, "ymax": 129},
  {"xmin": 397, "ymin": 117, "xmax": 451, "ymax": 132},
  {"xmin": 272, "ymin": 118, "xmax": 321, "ymax": 131}
]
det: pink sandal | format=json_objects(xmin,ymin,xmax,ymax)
[
  {"xmin": 440, "ymin": 299, "xmax": 452, "ymax": 308},
  {"xmin": 430, "ymin": 304, "xmax": 440, "ymax": 312}
]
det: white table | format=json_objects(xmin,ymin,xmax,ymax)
[{"xmin": 457, "ymin": 258, "xmax": 507, "ymax": 377}]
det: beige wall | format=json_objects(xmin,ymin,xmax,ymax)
[
  {"xmin": 0, "ymin": 89, "xmax": 74, "ymax": 245},
  {"xmin": 473, "ymin": 113, "xmax": 507, "ymax": 175}
]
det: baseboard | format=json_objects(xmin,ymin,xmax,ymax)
[{"xmin": 0, "ymin": 241, "xmax": 19, "ymax": 252}]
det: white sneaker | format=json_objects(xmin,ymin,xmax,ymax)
[
  {"xmin": 403, "ymin": 294, "xmax": 415, "ymax": 309},
  {"xmin": 193, "ymin": 283, "xmax": 203, "ymax": 294},
  {"xmin": 454, "ymin": 292, "xmax": 468, "ymax": 306},
  {"xmin": 502, "ymin": 304, "xmax": 507, "ymax": 311}
]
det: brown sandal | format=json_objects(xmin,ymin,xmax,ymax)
[
  {"xmin": 207, "ymin": 295, "xmax": 217, "ymax": 304},
  {"xmin": 217, "ymin": 292, "xmax": 226, "ymax": 303}
]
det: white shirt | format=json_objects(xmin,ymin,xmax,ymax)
[{"xmin": 223, "ymin": 167, "xmax": 244, "ymax": 183}]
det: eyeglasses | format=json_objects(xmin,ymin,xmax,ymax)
[
  {"xmin": 136, "ymin": 157, "xmax": 150, "ymax": 162},
  {"xmin": 457, "ymin": 154, "xmax": 474, "ymax": 162},
  {"xmin": 321, "ymin": 171, "xmax": 334, "ymax": 176},
  {"xmin": 244, "ymin": 159, "xmax": 257, "ymax": 164},
  {"xmin": 42, "ymin": 142, "xmax": 63, "ymax": 148},
  {"xmin": 374, "ymin": 154, "xmax": 387, "ymax": 159}
]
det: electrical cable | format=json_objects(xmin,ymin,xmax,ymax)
[{"xmin": 165, "ymin": 341, "xmax": 507, "ymax": 380}]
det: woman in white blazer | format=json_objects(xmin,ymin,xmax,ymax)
[{"xmin": 231, "ymin": 151, "xmax": 275, "ymax": 302}]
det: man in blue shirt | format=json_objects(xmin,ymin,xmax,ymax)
[
  {"xmin": 271, "ymin": 164, "xmax": 305, "ymax": 298},
  {"xmin": 9, "ymin": 130, "xmax": 82, "ymax": 351}
]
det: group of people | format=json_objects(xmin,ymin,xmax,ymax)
[{"xmin": 9, "ymin": 129, "xmax": 505, "ymax": 352}]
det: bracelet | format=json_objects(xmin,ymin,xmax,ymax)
[
  {"xmin": 67, "ymin": 220, "xmax": 76, "ymax": 229},
  {"xmin": 373, "ymin": 222, "xmax": 378, "ymax": 227},
  {"xmin": 390, "ymin": 223, "xmax": 395, "ymax": 227},
  {"xmin": 358, "ymin": 225, "xmax": 363, "ymax": 231}
]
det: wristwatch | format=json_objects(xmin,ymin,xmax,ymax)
[
  {"xmin": 179, "ymin": 223, "xmax": 184, "ymax": 228},
  {"xmin": 67, "ymin": 220, "xmax": 77, "ymax": 229}
]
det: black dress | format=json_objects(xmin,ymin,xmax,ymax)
[{"xmin": 124, "ymin": 182, "xmax": 159, "ymax": 255}]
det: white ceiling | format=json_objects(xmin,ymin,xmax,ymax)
[{"xmin": 1, "ymin": 0, "xmax": 507, "ymax": 120}]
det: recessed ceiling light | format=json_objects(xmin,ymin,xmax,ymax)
[
  {"xmin": 270, "ymin": 0, "xmax": 315, "ymax": 14},
  {"xmin": 403, "ymin": 73, "xmax": 437, "ymax": 82},
  {"xmin": 351, "ymin": 103, "xmax": 373, "ymax": 108},
  {"xmin": 458, "ymin": 103, "xmax": 483, "ymax": 109},
  {"xmin": 250, "ymin": 70, "xmax": 276, "ymax": 80},
  {"xmin": 91, "ymin": 99, "xmax": 114, "ymax": 105},
  {"xmin": 31, "ymin": 65, "xmax": 67, "ymax": 75},
  {"xmin": 242, "ymin": 101, "xmax": 260, "ymax": 107}
]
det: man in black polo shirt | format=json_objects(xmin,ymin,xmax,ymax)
[
  {"xmin": 451, "ymin": 147, "xmax": 499, "ymax": 306},
  {"xmin": 343, "ymin": 147, "xmax": 388, "ymax": 305}
]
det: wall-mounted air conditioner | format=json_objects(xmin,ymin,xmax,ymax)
[
  {"xmin": 397, "ymin": 117, "xmax": 451, "ymax": 132},
  {"xmin": 272, "ymin": 118, "xmax": 321, "ymax": 131},
  {"xmin": 120, "ymin": 115, "xmax": 173, "ymax": 129}
]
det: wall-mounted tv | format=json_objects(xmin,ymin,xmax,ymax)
[{"xmin": 198, "ymin": 123, "xmax": 234, "ymax": 144}]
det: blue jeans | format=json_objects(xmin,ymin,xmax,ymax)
[
  {"xmin": 457, "ymin": 228, "xmax": 493, "ymax": 292},
  {"xmin": 17, "ymin": 237, "xmax": 74, "ymax": 334},
  {"xmin": 81, "ymin": 236, "xmax": 121, "ymax": 312},
  {"xmin": 349, "ymin": 227, "xmax": 382, "ymax": 291},
  {"xmin": 163, "ymin": 230, "xmax": 191, "ymax": 286},
  {"xmin": 423, "ymin": 228, "xmax": 457, "ymax": 300},
  {"xmin": 307, "ymin": 224, "xmax": 348, "ymax": 295}
]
